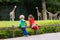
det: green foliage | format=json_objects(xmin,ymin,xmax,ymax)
[
  {"xmin": 14, "ymin": 29, "xmax": 23, "ymax": 37},
  {"xmin": 0, "ymin": 30, "xmax": 13, "ymax": 39},
  {"xmin": 0, "ymin": 26, "xmax": 60, "ymax": 39},
  {"xmin": 6, "ymin": 30, "xmax": 13, "ymax": 38},
  {"xmin": 56, "ymin": 26, "xmax": 60, "ymax": 32},
  {"xmin": 26, "ymin": 28, "xmax": 35, "ymax": 35},
  {"xmin": 0, "ymin": 0, "xmax": 60, "ymax": 20},
  {"xmin": 37, "ymin": 27, "xmax": 45, "ymax": 34},
  {"xmin": 0, "ymin": 0, "xmax": 2, "ymax": 2},
  {"xmin": 4, "ymin": 0, "xmax": 10, "ymax": 2},
  {"xmin": 46, "ymin": 0, "xmax": 60, "ymax": 12},
  {"xmin": 44, "ymin": 27, "xmax": 56, "ymax": 33},
  {"xmin": 0, "ymin": 20, "xmax": 60, "ymax": 27}
]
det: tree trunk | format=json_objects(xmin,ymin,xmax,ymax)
[{"xmin": 42, "ymin": 0, "xmax": 47, "ymax": 20}]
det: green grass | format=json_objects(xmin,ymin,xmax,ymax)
[
  {"xmin": 0, "ymin": 21, "xmax": 19, "ymax": 28},
  {"xmin": 35, "ymin": 20, "xmax": 60, "ymax": 25},
  {"xmin": 0, "ymin": 20, "xmax": 60, "ymax": 28}
]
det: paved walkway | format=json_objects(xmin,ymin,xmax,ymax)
[{"xmin": 4, "ymin": 32, "xmax": 60, "ymax": 40}]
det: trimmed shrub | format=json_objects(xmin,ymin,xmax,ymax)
[
  {"xmin": 37, "ymin": 27, "xmax": 45, "ymax": 34},
  {"xmin": 0, "ymin": 26, "xmax": 60, "ymax": 39},
  {"xmin": 26, "ymin": 28, "xmax": 35, "ymax": 35},
  {"xmin": 44, "ymin": 26, "xmax": 56, "ymax": 33},
  {"xmin": 56, "ymin": 26, "xmax": 60, "ymax": 32},
  {"xmin": 6, "ymin": 30, "xmax": 13, "ymax": 38},
  {"xmin": 14, "ymin": 29, "xmax": 23, "ymax": 37}
]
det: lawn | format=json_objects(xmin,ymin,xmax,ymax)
[{"xmin": 0, "ymin": 20, "xmax": 60, "ymax": 28}]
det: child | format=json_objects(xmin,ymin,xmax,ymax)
[
  {"xmin": 28, "ymin": 14, "xmax": 38, "ymax": 31},
  {"xmin": 19, "ymin": 15, "xmax": 28, "ymax": 37}
]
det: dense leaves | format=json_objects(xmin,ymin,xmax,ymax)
[
  {"xmin": 0, "ymin": 26, "xmax": 60, "ymax": 39},
  {"xmin": 46, "ymin": 0, "xmax": 60, "ymax": 12},
  {"xmin": 0, "ymin": 0, "xmax": 60, "ymax": 20}
]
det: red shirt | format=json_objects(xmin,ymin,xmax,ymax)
[{"xmin": 28, "ymin": 18, "xmax": 34, "ymax": 26}]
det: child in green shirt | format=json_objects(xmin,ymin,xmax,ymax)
[{"xmin": 19, "ymin": 15, "xmax": 28, "ymax": 37}]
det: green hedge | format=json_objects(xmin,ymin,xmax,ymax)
[{"xmin": 0, "ymin": 26, "xmax": 60, "ymax": 39}]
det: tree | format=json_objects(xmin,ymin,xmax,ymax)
[{"xmin": 42, "ymin": 0, "xmax": 47, "ymax": 20}]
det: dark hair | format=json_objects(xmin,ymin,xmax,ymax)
[{"xmin": 28, "ymin": 14, "xmax": 34, "ymax": 18}]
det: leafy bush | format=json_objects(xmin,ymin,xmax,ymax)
[
  {"xmin": 6, "ymin": 30, "xmax": 13, "ymax": 38},
  {"xmin": 0, "ymin": 26, "xmax": 60, "ymax": 39},
  {"xmin": 26, "ymin": 28, "xmax": 35, "ymax": 35},
  {"xmin": 14, "ymin": 29, "xmax": 23, "ymax": 37},
  {"xmin": 0, "ymin": 30, "xmax": 13, "ymax": 39},
  {"xmin": 44, "ymin": 26, "xmax": 56, "ymax": 33},
  {"xmin": 56, "ymin": 26, "xmax": 60, "ymax": 32},
  {"xmin": 37, "ymin": 27, "xmax": 45, "ymax": 34}
]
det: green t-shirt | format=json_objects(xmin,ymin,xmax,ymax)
[{"xmin": 19, "ymin": 19, "xmax": 26, "ymax": 28}]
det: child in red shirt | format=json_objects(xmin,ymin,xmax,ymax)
[
  {"xmin": 28, "ymin": 15, "xmax": 38, "ymax": 30},
  {"xmin": 28, "ymin": 15, "xmax": 34, "ymax": 26}
]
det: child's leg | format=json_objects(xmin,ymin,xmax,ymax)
[
  {"xmin": 32, "ymin": 26, "xmax": 38, "ymax": 34},
  {"xmin": 34, "ymin": 30, "xmax": 38, "ymax": 35},
  {"xmin": 22, "ymin": 27, "xmax": 28, "ymax": 36}
]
